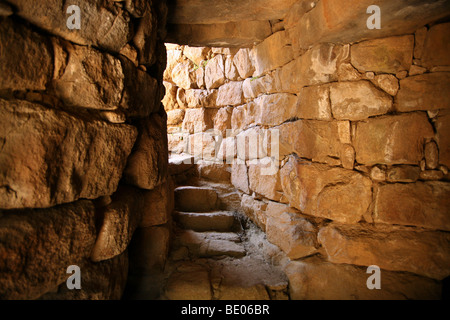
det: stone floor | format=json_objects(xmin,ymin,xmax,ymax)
[{"xmin": 159, "ymin": 178, "xmax": 290, "ymax": 300}]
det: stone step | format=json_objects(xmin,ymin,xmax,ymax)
[
  {"xmin": 174, "ymin": 211, "xmax": 236, "ymax": 232},
  {"xmin": 174, "ymin": 186, "xmax": 218, "ymax": 212},
  {"xmin": 176, "ymin": 230, "xmax": 246, "ymax": 258},
  {"xmin": 162, "ymin": 258, "xmax": 289, "ymax": 300}
]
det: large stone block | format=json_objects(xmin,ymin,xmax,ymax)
[
  {"xmin": 396, "ymin": 73, "xmax": 450, "ymax": 112},
  {"xmin": 166, "ymin": 20, "xmax": 272, "ymax": 48},
  {"xmin": 231, "ymin": 102, "xmax": 258, "ymax": 133},
  {"xmin": 231, "ymin": 163, "xmax": 250, "ymax": 194},
  {"xmin": 294, "ymin": 0, "xmax": 450, "ymax": 50},
  {"xmin": 118, "ymin": 55, "xmax": 161, "ymax": 118},
  {"xmin": 235, "ymin": 127, "xmax": 268, "ymax": 161},
  {"xmin": 188, "ymin": 132, "xmax": 221, "ymax": 161},
  {"xmin": 0, "ymin": 99, "xmax": 137, "ymax": 209},
  {"xmin": 421, "ymin": 22, "xmax": 450, "ymax": 68},
  {"xmin": 52, "ymin": 42, "xmax": 124, "ymax": 111},
  {"xmin": 374, "ymin": 182, "xmax": 450, "ymax": 231},
  {"xmin": 171, "ymin": 61, "xmax": 197, "ymax": 90},
  {"xmin": 240, "ymin": 194, "xmax": 268, "ymax": 231},
  {"xmin": 280, "ymin": 157, "xmax": 372, "ymax": 224},
  {"xmin": 318, "ymin": 224, "xmax": 450, "ymax": 280},
  {"xmin": 205, "ymin": 54, "xmax": 225, "ymax": 89},
  {"xmin": 213, "ymin": 107, "xmax": 233, "ymax": 136},
  {"xmin": 297, "ymin": 85, "xmax": 332, "ymax": 120},
  {"xmin": 91, "ymin": 186, "xmax": 144, "ymax": 262},
  {"xmin": 248, "ymin": 158, "xmax": 284, "ymax": 202},
  {"xmin": 266, "ymin": 205, "xmax": 317, "ymax": 260},
  {"xmin": 285, "ymin": 257, "xmax": 441, "ymax": 300},
  {"xmin": 0, "ymin": 200, "xmax": 97, "ymax": 299},
  {"xmin": 182, "ymin": 108, "xmax": 217, "ymax": 134},
  {"xmin": 350, "ymin": 35, "xmax": 414, "ymax": 73},
  {"xmin": 330, "ymin": 81, "xmax": 392, "ymax": 120},
  {"xmin": 253, "ymin": 31, "xmax": 294, "ymax": 77},
  {"xmin": 354, "ymin": 112, "xmax": 435, "ymax": 166},
  {"xmin": 184, "ymin": 89, "xmax": 218, "ymax": 108},
  {"xmin": 168, "ymin": 0, "xmax": 297, "ymax": 25},
  {"xmin": 8, "ymin": 0, "xmax": 132, "ymax": 52},
  {"xmin": 233, "ymin": 48, "xmax": 255, "ymax": 79},
  {"xmin": 276, "ymin": 120, "xmax": 343, "ymax": 163},
  {"xmin": 216, "ymin": 81, "xmax": 243, "ymax": 107},
  {"xmin": 0, "ymin": 18, "xmax": 52, "ymax": 91},
  {"xmin": 242, "ymin": 71, "xmax": 281, "ymax": 99},
  {"xmin": 255, "ymin": 93, "xmax": 299, "ymax": 126},
  {"xmin": 183, "ymin": 46, "xmax": 209, "ymax": 66},
  {"xmin": 123, "ymin": 113, "xmax": 168, "ymax": 190},
  {"xmin": 140, "ymin": 181, "xmax": 174, "ymax": 228},
  {"xmin": 280, "ymin": 43, "xmax": 345, "ymax": 93},
  {"xmin": 175, "ymin": 186, "xmax": 218, "ymax": 212}
]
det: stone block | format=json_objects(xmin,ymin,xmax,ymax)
[{"xmin": 280, "ymin": 157, "xmax": 372, "ymax": 224}]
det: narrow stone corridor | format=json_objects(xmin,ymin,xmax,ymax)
[{"xmin": 159, "ymin": 160, "xmax": 289, "ymax": 300}]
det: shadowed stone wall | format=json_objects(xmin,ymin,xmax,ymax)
[{"xmin": 0, "ymin": 0, "xmax": 172, "ymax": 300}]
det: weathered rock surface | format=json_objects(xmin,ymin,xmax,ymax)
[
  {"xmin": 8, "ymin": 0, "xmax": 132, "ymax": 52},
  {"xmin": 318, "ymin": 224, "xmax": 450, "ymax": 280},
  {"xmin": 280, "ymin": 44, "xmax": 343, "ymax": 93},
  {"xmin": 168, "ymin": 0, "xmax": 297, "ymax": 25},
  {"xmin": 123, "ymin": 113, "xmax": 168, "ymax": 190},
  {"xmin": 233, "ymin": 48, "xmax": 255, "ymax": 79},
  {"xmin": 0, "ymin": 99, "xmax": 137, "ymax": 209},
  {"xmin": 396, "ymin": 73, "xmax": 450, "ymax": 112},
  {"xmin": 205, "ymin": 55, "xmax": 225, "ymax": 89},
  {"xmin": 297, "ymin": 85, "xmax": 332, "ymax": 120},
  {"xmin": 184, "ymin": 89, "xmax": 218, "ymax": 108},
  {"xmin": 216, "ymin": 81, "xmax": 243, "ymax": 107},
  {"xmin": 293, "ymin": 0, "xmax": 450, "ymax": 50},
  {"xmin": 266, "ymin": 208, "xmax": 317, "ymax": 260},
  {"xmin": 52, "ymin": 43, "xmax": 124, "ymax": 111},
  {"xmin": 330, "ymin": 81, "xmax": 392, "ymax": 120},
  {"xmin": 0, "ymin": 200, "xmax": 97, "ymax": 299},
  {"xmin": 253, "ymin": 31, "xmax": 294, "ymax": 77},
  {"xmin": 280, "ymin": 157, "xmax": 372, "ymax": 224},
  {"xmin": 421, "ymin": 22, "xmax": 450, "ymax": 68},
  {"xmin": 248, "ymin": 159, "xmax": 284, "ymax": 202},
  {"xmin": 276, "ymin": 120, "xmax": 343, "ymax": 163},
  {"xmin": 140, "ymin": 181, "xmax": 175, "ymax": 228},
  {"xmin": 90, "ymin": 186, "xmax": 145, "ymax": 262},
  {"xmin": 0, "ymin": 18, "xmax": 52, "ymax": 91},
  {"xmin": 166, "ymin": 21, "xmax": 272, "ymax": 48},
  {"xmin": 175, "ymin": 186, "xmax": 218, "ymax": 212},
  {"xmin": 286, "ymin": 256, "xmax": 441, "ymax": 300},
  {"xmin": 240, "ymin": 194, "xmax": 268, "ymax": 231},
  {"xmin": 182, "ymin": 108, "xmax": 217, "ymax": 134},
  {"xmin": 351, "ymin": 35, "xmax": 414, "ymax": 73},
  {"xmin": 231, "ymin": 163, "xmax": 250, "ymax": 194},
  {"xmin": 374, "ymin": 182, "xmax": 450, "ymax": 231},
  {"xmin": 354, "ymin": 112, "xmax": 434, "ymax": 166}
]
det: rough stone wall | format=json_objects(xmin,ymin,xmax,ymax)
[
  {"xmin": 163, "ymin": 15, "xmax": 450, "ymax": 299},
  {"xmin": 0, "ymin": 0, "xmax": 171, "ymax": 299}
]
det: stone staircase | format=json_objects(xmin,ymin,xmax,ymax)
[{"xmin": 159, "ymin": 177, "xmax": 289, "ymax": 300}]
